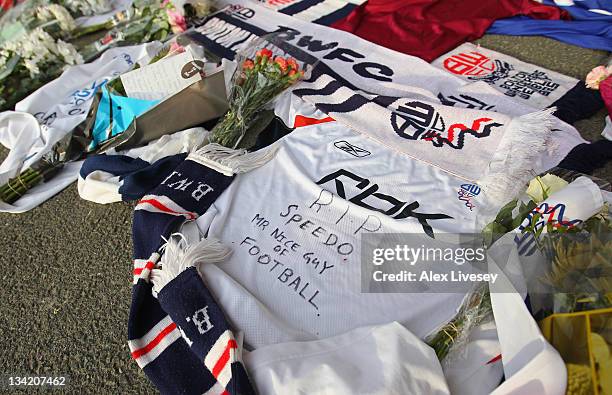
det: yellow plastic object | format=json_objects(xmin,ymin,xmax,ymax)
[{"xmin": 539, "ymin": 308, "xmax": 612, "ymax": 395}]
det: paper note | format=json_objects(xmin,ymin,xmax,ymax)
[{"xmin": 120, "ymin": 51, "xmax": 203, "ymax": 101}]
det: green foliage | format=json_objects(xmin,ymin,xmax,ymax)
[
  {"xmin": 0, "ymin": 0, "xmax": 177, "ymax": 111},
  {"xmin": 482, "ymin": 198, "xmax": 537, "ymax": 247}
]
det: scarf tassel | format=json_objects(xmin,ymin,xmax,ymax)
[
  {"xmin": 188, "ymin": 143, "xmax": 278, "ymax": 176},
  {"xmin": 151, "ymin": 234, "xmax": 232, "ymax": 294},
  {"xmin": 479, "ymin": 107, "xmax": 557, "ymax": 206}
]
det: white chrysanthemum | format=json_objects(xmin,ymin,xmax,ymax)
[
  {"xmin": 50, "ymin": 4, "xmax": 77, "ymax": 32},
  {"xmin": 37, "ymin": 6, "xmax": 54, "ymax": 21},
  {"xmin": 89, "ymin": 0, "xmax": 113, "ymax": 14},
  {"xmin": 24, "ymin": 59, "xmax": 41, "ymax": 75},
  {"xmin": 63, "ymin": 0, "xmax": 112, "ymax": 16},
  {"xmin": 32, "ymin": 29, "xmax": 58, "ymax": 55},
  {"xmin": 37, "ymin": 4, "xmax": 76, "ymax": 32},
  {"xmin": 56, "ymin": 40, "xmax": 83, "ymax": 65},
  {"xmin": 21, "ymin": 39, "xmax": 37, "ymax": 58},
  {"xmin": 2, "ymin": 41, "xmax": 16, "ymax": 53},
  {"xmin": 0, "ymin": 26, "xmax": 83, "ymax": 77}
]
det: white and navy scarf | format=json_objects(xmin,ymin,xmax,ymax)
[
  {"xmin": 188, "ymin": 3, "xmax": 583, "ymax": 205},
  {"xmin": 128, "ymin": 145, "xmax": 276, "ymax": 394}
]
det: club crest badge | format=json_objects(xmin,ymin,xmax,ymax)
[
  {"xmin": 442, "ymin": 50, "xmax": 560, "ymax": 101},
  {"xmin": 443, "ymin": 52, "xmax": 495, "ymax": 77},
  {"xmin": 457, "ymin": 183, "xmax": 481, "ymax": 211},
  {"xmin": 391, "ymin": 101, "xmax": 503, "ymax": 149}
]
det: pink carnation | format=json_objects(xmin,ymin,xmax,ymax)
[
  {"xmin": 1, "ymin": 0, "xmax": 14, "ymax": 11},
  {"xmin": 168, "ymin": 41, "xmax": 186, "ymax": 55},
  {"xmin": 585, "ymin": 65, "xmax": 612, "ymax": 90},
  {"xmin": 167, "ymin": 8, "xmax": 187, "ymax": 34}
]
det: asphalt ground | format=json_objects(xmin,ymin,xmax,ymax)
[{"xmin": 0, "ymin": 35, "xmax": 609, "ymax": 394}]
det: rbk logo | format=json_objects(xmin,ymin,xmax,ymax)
[
  {"xmin": 317, "ymin": 169, "xmax": 452, "ymax": 237},
  {"xmin": 334, "ymin": 141, "xmax": 371, "ymax": 157}
]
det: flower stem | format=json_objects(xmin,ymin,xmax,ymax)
[{"xmin": 0, "ymin": 159, "xmax": 62, "ymax": 204}]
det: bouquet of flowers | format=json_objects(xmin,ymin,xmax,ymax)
[
  {"xmin": 483, "ymin": 171, "xmax": 610, "ymax": 246},
  {"xmin": 479, "ymin": 170, "xmax": 612, "ymax": 394},
  {"xmin": 0, "ymin": 0, "xmax": 201, "ymax": 112},
  {"xmin": 535, "ymin": 224, "xmax": 612, "ymax": 395},
  {"xmin": 586, "ymin": 61, "xmax": 612, "ymax": 91},
  {"xmin": 586, "ymin": 57, "xmax": 612, "ymax": 141},
  {"xmin": 0, "ymin": 39, "xmax": 185, "ymax": 204},
  {"xmin": 208, "ymin": 38, "xmax": 312, "ymax": 148},
  {"xmin": 0, "ymin": 144, "xmax": 65, "ymax": 204},
  {"xmin": 82, "ymin": 0, "xmax": 190, "ymax": 56},
  {"xmin": 482, "ymin": 172, "xmax": 578, "ymax": 248},
  {"xmin": 0, "ymin": 27, "xmax": 84, "ymax": 111},
  {"xmin": 427, "ymin": 171, "xmax": 610, "ymax": 364},
  {"xmin": 542, "ymin": 228, "xmax": 612, "ymax": 313},
  {"xmin": 1, "ymin": 0, "xmax": 113, "ymax": 39},
  {"xmin": 426, "ymin": 283, "xmax": 492, "ymax": 362}
]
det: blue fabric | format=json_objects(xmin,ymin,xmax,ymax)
[
  {"xmin": 80, "ymin": 154, "xmax": 149, "ymax": 179},
  {"xmin": 280, "ymin": 0, "xmax": 326, "ymax": 16},
  {"xmin": 274, "ymin": 0, "xmax": 357, "ymax": 26},
  {"xmin": 158, "ymin": 268, "xmax": 255, "ymax": 395},
  {"xmin": 543, "ymin": 0, "xmax": 611, "ymax": 21},
  {"xmin": 488, "ymin": 0, "xmax": 612, "ymax": 51},
  {"xmin": 313, "ymin": 3, "xmax": 358, "ymax": 27},
  {"xmin": 80, "ymin": 153, "xmax": 189, "ymax": 202},
  {"xmin": 119, "ymin": 154, "xmax": 188, "ymax": 202},
  {"xmin": 142, "ymin": 339, "xmax": 216, "ymax": 395},
  {"xmin": 89, "ymin": 87, "xmax": 159, "ymax": 151}
]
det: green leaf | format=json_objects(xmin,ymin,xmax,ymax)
[
  {"xmin": 0, "ymin": 55, "xmax": 21, "ymax": 80},
  {"xmin": 509, "ymin": 215, "xmax": 525, "ymax": 231},
  {"xmin": 482, "ymin": 222, "xmax": 508, "ymax": 247},
  {"xmin": 483, "ymin": 222, "xmax": 508, "ymax": 235},
  {"xmin": 509, "ymin": 201, "xmax": 536, "ymax": 230},
  {"xmin": 495, "ymin": 199, "xmax": 518, "ymax": 223},
  {"xmin": 519, "ymin": 200, "xmax": 537, "ymax": 215}
]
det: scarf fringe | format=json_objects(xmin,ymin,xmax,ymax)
[
  {"xmin": 479, "ymin": 107, "xmax": 556, "ymax": 206},
  {"xmin": 151, "ymin": 233, "xmax": 232, "ymax": 294},
  {"xmin": 188, "ymin": 143, "xmax": 278, "ymax": 176}
]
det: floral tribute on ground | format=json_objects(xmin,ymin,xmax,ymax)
[{"xmin": 208, "ymin": 47, "xmax": 306, "ymax": 148}]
